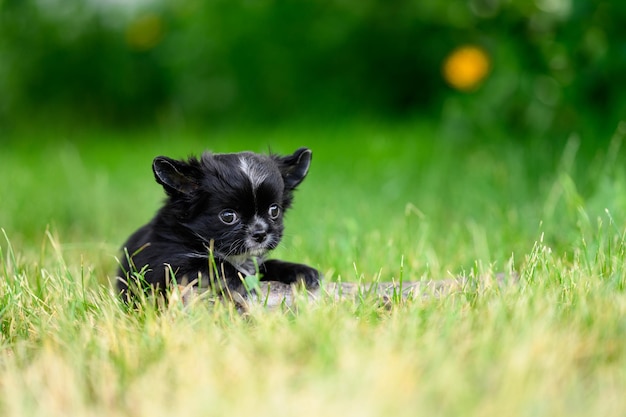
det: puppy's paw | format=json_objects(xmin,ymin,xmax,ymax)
[
  {"xmin": 291, "ymin": 264, "xmax": 321, "ymax": 290},
  {"xmin": 261, "ymin": 260, "xmax": 321, "ymax": 290}
]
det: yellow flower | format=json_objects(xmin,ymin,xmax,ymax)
[
  {"xmin": 442, "ymin": 46, "xmax": 491, "ymax": 91},
  {"xmin": 125, "ymin": 14, "xmax": 164, "ymax": 51}
]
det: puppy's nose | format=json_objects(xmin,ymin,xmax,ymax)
[
  {"xmin": 252, "ymin": 229, "xmax": 267, "ymax": 243},
  {"xmin": 250, "ymin": 220, "xmax": 269, "ymax": 243}
]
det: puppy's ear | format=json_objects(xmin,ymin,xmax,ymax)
[
  {"xmin": 152, "ymin": 156, "xmax": 201, "ymax": 195},
  {"xmin": 276, "ymin": 148, "xmax": 312, "ymax": 190}
]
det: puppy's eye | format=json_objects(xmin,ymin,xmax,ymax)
[
  {"xmin": 219, "ymin": 210, "xmax": 239, "ymax": 225},
  {"xmin": 268, "ymin": 204, "xmax": 281, "ymax": 220}
]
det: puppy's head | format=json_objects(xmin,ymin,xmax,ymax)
[{"xmin": 151, "ymin": 148, "xmax": 312, "ymax": 260}]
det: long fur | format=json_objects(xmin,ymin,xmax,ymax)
[{"xmin": 117, "ymin": 147, "xmax": 320, "ymax": 301}]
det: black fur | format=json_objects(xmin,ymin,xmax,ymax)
[{"xmin": 116, "ymin": 147, "xmax": 320, "ymax": 300}]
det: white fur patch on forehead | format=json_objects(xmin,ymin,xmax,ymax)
[{"xmin": 238, "ymin": 154, "xmax": 270, "ymax": 190}]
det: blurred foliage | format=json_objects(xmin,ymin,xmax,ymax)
[{"xmin": 0, "ymin": 0, "xmax": 625, "ymax": 139}]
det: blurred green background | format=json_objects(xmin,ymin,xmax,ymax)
[
  {"xmin": 1, "ymin": 0, "xmax": 624, "ymax": 139},
  {"xmin": 2, "ymin": 0, "xmax": 626, "ymax": 284}
]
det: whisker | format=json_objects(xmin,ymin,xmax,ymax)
[{"xmin": 182, "ymin": 252, "xmax": 210, "ymax": 259}]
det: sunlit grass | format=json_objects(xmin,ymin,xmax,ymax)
[
  {"xmin": 2, "ymin": 222, "xmax": 626, "ymax": 417},
  {"xmin": 1, "ymin": 120, "xmax": 626, "ymax": 416}
]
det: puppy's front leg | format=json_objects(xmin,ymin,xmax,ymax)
[{"xmin": 260, "ymin": 260, "xmax": 320, "ymax": 289}]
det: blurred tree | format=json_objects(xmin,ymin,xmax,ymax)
[
  {"xmin": 0, "ymin": 0, "xmax": 171, "ymax": 124},
  {"xmin": 0, "ymin": 0, "xmax": 625, "ymax": 139}
]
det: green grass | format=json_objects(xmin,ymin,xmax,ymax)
[{"xmin": 2, "ymin": 119, "xmax": 626, "ymax": 416}]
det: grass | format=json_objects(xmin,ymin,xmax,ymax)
[{"xmin": 2, "ymin": 119, "xmax": 626, "ymax": 416}]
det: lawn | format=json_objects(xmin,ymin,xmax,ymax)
[{"xmin": 1, "ymin": 119, "xmax": 626, "ymax": 416}]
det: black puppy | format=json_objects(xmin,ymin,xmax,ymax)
[{"xmin": 117, "ymin": 147, "xmax": 320, "ymax": 300}]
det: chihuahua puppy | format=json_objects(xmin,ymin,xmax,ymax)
[{"xmin": 117, "ymin": 147, "xmax": 320, "ymax": 301}]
